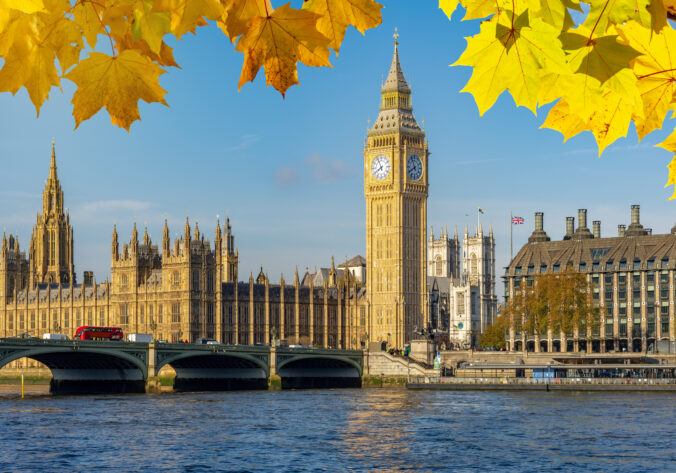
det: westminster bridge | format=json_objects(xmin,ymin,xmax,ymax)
[{"xmin": 0, "ymin": 338, "xmax": 364, "ymax": 394}]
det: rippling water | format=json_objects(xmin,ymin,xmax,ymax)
[{"xmin": 1, "ymin": 388, "xmax": 675, "ymax": 472}]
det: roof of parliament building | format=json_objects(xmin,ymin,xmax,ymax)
[{"xmin": 505, "ymin": 205, "xmax": 676, "ymax": 277}]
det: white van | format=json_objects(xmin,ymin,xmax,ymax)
[
  {"xmin": 42, "ymin": 333, "xmax": 68, "ymax": 341},
  {"xmin": 126, "ymin": 333, "xmax": 153, "ymax": 343}
]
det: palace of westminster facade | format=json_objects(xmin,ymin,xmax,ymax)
[{"xmin": 0, "ymin": 39, "xmax": 445, "ymax": 349}]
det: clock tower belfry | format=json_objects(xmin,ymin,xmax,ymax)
[{"xmin": 364, "ymin": 32, "xmax": 429, "ymax": 349}]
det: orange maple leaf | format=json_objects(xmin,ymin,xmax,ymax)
[
  {"xmin": 235, "ymin": 3, "xmax": 331, "ymax": 96},
  {"xmin": 64, "ymin": 50, "xmax": 168, "ymax": 130}
]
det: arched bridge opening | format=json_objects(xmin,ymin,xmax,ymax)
[
  {"xmin": 277, "ymin": 356, "xmax": 362, "ymax": 389},
  {"xmin": 0, "ymin": 344, "xmax": 148, "ymax": 395},
  {"xmin": 155, "ymin": 351, "xmax": 269, "ymax": 392}
]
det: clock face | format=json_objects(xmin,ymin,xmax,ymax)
[
  {"xmin": 407, "ymin": 154, "xmax": 423, "ymax": 180},
  {"xmin": 371, "ymin": 155, "xmax": 391, "ymax": 180}
]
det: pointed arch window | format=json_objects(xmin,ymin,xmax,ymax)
[{"xmin": 49, "ymin": 230, "xmax": 56, "ymax": 266}]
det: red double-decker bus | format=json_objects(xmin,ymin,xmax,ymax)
[{"xmin": 74, "ymin": 326, "xmax": 124, "ymax": 341}]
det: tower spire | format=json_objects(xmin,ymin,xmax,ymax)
[
  {"xmin": 49, "ymin": 139, "xmax": 57, "ymax": 181},
  {"xmin": 382, "ymin": 28, "xmax": 410, "ymax": 94}
]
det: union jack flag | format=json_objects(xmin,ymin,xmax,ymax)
[{"xmin": 512, "ymin": 216, "xmax": 524, "ymax": 225}]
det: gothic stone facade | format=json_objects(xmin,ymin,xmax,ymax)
[{"xmin": 0, "ymin": 146, "xmax": 364, "ymax": 348}]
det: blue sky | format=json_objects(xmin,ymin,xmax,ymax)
[{"xmin": 0, "ymin": 1, "xmax": 674, "ymax": 294}]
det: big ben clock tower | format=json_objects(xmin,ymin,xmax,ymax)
[{"xmin": 364, "ymin": 32, "xmax": 428, "ymax": 349}]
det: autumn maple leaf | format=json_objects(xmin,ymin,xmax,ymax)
[
  {"xmin": 235, "ymin": 3, "xmax": 331, "ymax": 96},
  {"xmin": 303, "ymin": 0, "xmax": 382, "ymax": 54},
  {"xmin": 453, "ymin": 9, "xmax": 568, "ymax": 114},
  {"xmin": 657, "ymin": 130, "xmax": 676, "ymax": 199},
  {"xmin": 618, "ymin": 21, "xmax": 676, "ymax": 140},
  {"xmin": 64, "ymin": 50, "xmax": 168, "ymax": 130}
]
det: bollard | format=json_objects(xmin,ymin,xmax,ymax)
[{"xmin": 21, "ymin": 373, "xmax": 24, "ymax": 399}]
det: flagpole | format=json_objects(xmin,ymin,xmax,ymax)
[{"xmin": 510, "ymin": 211, "xmax": 513, "ymax": 263}]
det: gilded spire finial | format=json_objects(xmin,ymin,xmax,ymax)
[{"xmin": 393, "ymin": 27, "xmax": 399, "ymax": 45}]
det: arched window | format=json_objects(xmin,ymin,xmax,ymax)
[
  {"xmin": 471, "ymin": 253, "xmax": 478, "ymax": 275},
  {"xmin": 435, "ymin": 256, "xmax": 443, "ymax": 276},
  {"xmin": 49, "ymin": 230, "xmax": 55, "ymax": 265}
]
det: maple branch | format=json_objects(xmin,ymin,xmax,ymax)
[
  {"xmin": 638, "ymin": 68, "xmax": 676, "ymax": 80},
  {"xmin": 588, "ymin": 0, "xmax": 610, "ymax": 42},
  {"xmin": 86, "ymin": 0, "xmax": 117, "ymax": 56}
]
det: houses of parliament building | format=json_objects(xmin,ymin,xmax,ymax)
[{"xmin": 0, "ymin": 37, "xmax": 431, "ymax": 350}]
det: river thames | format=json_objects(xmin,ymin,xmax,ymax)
[{"xmin": 0, "ymin": 388, "xmax": 674, "ymax": 472}]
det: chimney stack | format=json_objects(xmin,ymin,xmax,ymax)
[
  {"xmin": 618, "ymin": 224, "xmax": 626, "ymax": 237},
  {"xmin": 528, "ymin": 211, "xmax": 550, "ymax": 243},
  {"xmin": 578, "ymin": 209, "xmax": 588, "ymax": 230},
  {"xmin": 631, "ymin": 204, "xmax": 640, "ymax": 225},
  {"xmin": 626, "ymin": 204, "xmax": 648, "ymax": 236},
  {"xmin": 564, "ymin": 217, "xmax": 574, "ymax": 240},
  {"xmin": 593, "ymin": 221, "xmax": 601, "ymax": 238},
  {"xmin": 573, "ymin": 209, "xmax": 593, "ymax": 240},
  {"xmin": 646, "ymin": 228, "xmax": 652, "ymax": 235},
  {"xmin": 535, "ymin": 212, "xmax": 544, "ymax": 231}
]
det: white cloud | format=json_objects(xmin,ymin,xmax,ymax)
[
  {"xmin": 274, "ymin": 166, "xmax": 298, "ymax": 186},
  {"xmin": 228, "ymin": 134, "xmax": 260, "ymax": 151},
  {"xmin": 306, "ymin": 153, "xmax": 354, "ymax": 181}
]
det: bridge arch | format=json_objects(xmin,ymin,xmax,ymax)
[
  {"xmin": 276, "ymin": 354, "xmax": 362, "ymax": 389},
  {"xmin": 0, "ymin": 344, "xmax": 148, "ymax": 394},
  {"xmin": 155, "ymin": 349, "xmax": 270, "ymax": 391}
]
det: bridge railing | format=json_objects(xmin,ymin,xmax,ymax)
[{"xmin": 410, "ymin": 376, "xmax": 676, "ymax": 385}]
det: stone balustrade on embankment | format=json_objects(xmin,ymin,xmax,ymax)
[{"xmin": 364, "ymin": 350, "xmax": 438, "ymax": 378}]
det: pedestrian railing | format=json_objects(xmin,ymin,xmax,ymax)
[{"xmin": 410, "ymin": 376, "xmax": 676, "ymax": 385}]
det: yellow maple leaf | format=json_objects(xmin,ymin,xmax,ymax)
[
  {"xmin": 618, "ymin": 21, "xmax": 676, "ymax": 140},
  {"xmin": 453, "ymin": 10, "xmax": 568, "ymax": 115},
  {"xmin": 131, "ymin": 0, "xmax": 171, "ymax": 53},
  {"xmin": 542, "ymin": 89, "xmax": 634, "ymax": 155},
  {"xmin": 64, "ymin": 49, "xmax": 168, "ymax": 130},
  {"xmin": 461, "ymin": 0, "xmax": 505, "ymax": 20},
  {"xmin": 115, "ymin": 32, "xmax": 180, "ymax": 68},
  {"xmin": 560, "ymin": 25, "xmax": 642, "ymax": 118},
  {"xmin": 583, "ymin": 0, "xmax": 651, "ymax": 34},
  {"xmin": 303, "ymin": 0, "xmax": 382, "ymax": 54},
  {"xmin": 72, "ymin": 0, "xmax": 105, "ymax": 49},
  {"xmin": 0, "ymin": 2, "xmax": 81, "ymax": 113},
  {"xmin": 155, "ymin": 0, "xmax": 224, "ymax": 39},
  {"xmin": 657, "ymin": 129, "xmax": 676, "ymax": 199},
  {"xmin": 235, "ymin": 3, "xmax": 331, "ymax": 96},
  {"xmin": 439, "ymin": 0, "xmax": 459, "ymax": 19},
  {"xmin": 219, "ymin": 0, "xmax": 271, "ymax": 40},
  {"xmin": 1, "ymin": 0, "xmax": 44, "ymax": 13},
  {"xmin": 0, "ymin": 14, "xmax": 59, "ymax": 113}
]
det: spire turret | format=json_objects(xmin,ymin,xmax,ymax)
[
  {"xmin": 49, "ymin": 139, "xmax": 57, "ymax": 181},
  {"xmin": 112, "ymin": 225, "xmax": 119, "ymax": 261},
  {"xmin": 162, "ymin": 219, "xmax": 170, "ymax": 253},
  {"xmin": 184, "ymin": 217, "xmax": 191, "ymax": 240},
  {"xmin": 382, "ymin": 28, "xmax": 410, "ymax": 94}
]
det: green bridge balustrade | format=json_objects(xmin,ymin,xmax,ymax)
[{"xmin": 0, "ymin": 338, "xmax": 364, "ymax": 394}]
